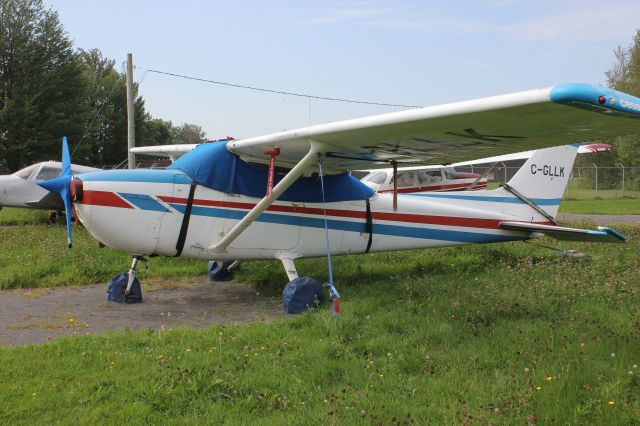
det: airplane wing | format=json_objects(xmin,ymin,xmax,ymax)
[
  {"xmin": 499, "ymin": 221, "xmax": 626, "ymax": 243},
  {"xmin": 451, "ymin": 143, "xmax": 612, "ymax": 167},
  {"xmin": 226, "ymin": 83, "xmax": 640, "ymax": 170},
  {"xmin": 130, "ymin": 144, "xmax": 198, "ymax": 159}
]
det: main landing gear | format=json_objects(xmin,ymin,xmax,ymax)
[
  {"xmin": 48, "ymin": 210, "xmax": 61, "ymax": 223},
  {"xmin": 279, "ymin": 256, "xmax": 341, "ymax": 316},
  {"xmin": 106, "ymin": 255, "xmax": 145, "ymax": 304},
  {"xmin": 208, "ymin": 260, "xmax": 240, "ymax": 281}
]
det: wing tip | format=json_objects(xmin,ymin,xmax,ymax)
[
  {"xmin": 551, "ymin": 83, "xmax": 640, "ymax": 117},
  {"xmin": 597, "ymin": 226, "xmax": 627, "ymax": 242}
]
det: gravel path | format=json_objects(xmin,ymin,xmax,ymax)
[{"xmin": 0, "ymin": 279, "xmax": 285, "ymax": 347}]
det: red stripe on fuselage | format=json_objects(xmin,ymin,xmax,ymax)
[
  {"xmin": 158, "ymin": 195, "xmax": 550, "ymax": 229},
  {"xmin": 81, "ymin": 190, "xmax": 133, "ymax": 209}
]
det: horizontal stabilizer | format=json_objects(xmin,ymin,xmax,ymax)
[
  {"xmin": 25, "ymin": 192, "xmax": 64, "ymax": 210},
  {"xmin": 499, "ymin": 221, "xmax": 626, "ymax": 243}
]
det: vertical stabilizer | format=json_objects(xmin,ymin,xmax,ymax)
[{"xmin": 504, "ymin": 144, "xmax": 578, "ymax": 218}]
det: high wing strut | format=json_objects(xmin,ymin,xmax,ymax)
[
  {"xmin": 502, "ymin": 183, "xmax": 558, "ymax": 225},
  {"xmin": 208, "ymin": 143, "xmax": 320, "ymax": 253}
]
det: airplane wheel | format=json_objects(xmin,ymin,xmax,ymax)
[
  {"xmin": 208, "ymin": 261, "xmax": 235, "ymax": 281},
  {"xmin": 106, "ymin": 272, "xmax": 143, "ymax": 304},
  {"xmin": 48, "ymin": 211, "xmax": 59, "ymax": 223}
]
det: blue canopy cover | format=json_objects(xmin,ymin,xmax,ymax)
[{"xmin": 168, "ymin": 142, "xmax": 374, "ymax": 202}]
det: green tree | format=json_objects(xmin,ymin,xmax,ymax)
[
  {"xmin": 605, "ymin": 29, "xmax": 640, "ymax": 168},
  {"xmin": 75, "ymin": 48, "xmax": 156, "ymax": 167},
  {"xmin": 173, "ymin": 123, "xmax": 206, "ymax": 145},
  {"xmin": 138, "ymin": 118, "xmax": 175, "ymax": 147},
  {"xmin": 0, "ymin": 0, "xmax": 86, "ymax": 171},
  {"xmin": 74, "ymin": 49, "xmax": 125, "ymax": 166}
]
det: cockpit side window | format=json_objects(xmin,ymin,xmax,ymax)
[
  {"xmin": 34, "ymin": 166, "xmax": 61, "ymax": 182},
  {"xmin": 14, "ymin": 164, "xmax": 39, "ymax": 180},
  {"xmin": 417, "ymin": 170, "xmax": 443, "ymax": 184},
  {"xmin": 444, "ymin": 168, "xmax": 457, "ymax": 180},
  {"xmin": 391, "ymin": 171, "xmax": 415, "ymax": 188}
]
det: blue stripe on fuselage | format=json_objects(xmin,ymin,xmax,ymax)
[
  {"xmin": 119, "ymin": 193, "xmax": 169, "ymax": 212},
  {"xmin": 171, "ymin": 204, "xmax": 521, "ymax": 244}
]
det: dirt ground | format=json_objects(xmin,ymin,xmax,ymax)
[{"xmin": 0, "ymin": 279, "xmax": 285, "ymax": 347}]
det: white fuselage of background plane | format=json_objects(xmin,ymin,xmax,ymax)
[{"xmin": 75, "ymin": 169, "xmax": 547, "ymax": 260}]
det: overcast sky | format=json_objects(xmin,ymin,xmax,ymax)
[{"xmin": 46, "ymin": 0, "xmax": 640, "ymax": 140}]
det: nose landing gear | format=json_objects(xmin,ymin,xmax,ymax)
[{"xmin": 106, "ymin": 256, "xmax": 145, "ymax": 304}]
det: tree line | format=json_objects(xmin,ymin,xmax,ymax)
[{"xmin": 0, "ymin": 0, "xmax": 205, "ymax": 172}]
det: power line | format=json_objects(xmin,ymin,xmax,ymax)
[{"xmin": 139, "ymin": 68, "xmax": 423, "ymax": 109}]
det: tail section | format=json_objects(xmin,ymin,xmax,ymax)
[{"xmin": 499, "ymin": 144, "xmax": 578, "ymax": 219}]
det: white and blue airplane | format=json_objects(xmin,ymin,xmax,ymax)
[{"xmin": 41, "ymin": 83, "xmax": 639, "ymax": 301}]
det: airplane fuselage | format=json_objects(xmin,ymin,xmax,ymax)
[
  {"xmin": 0, "ymin": 161, "xmax": 99, "ymax": 210},
  {"xmin": 75, "ymin": 169, "xmax": 543, "ymax": 261}
]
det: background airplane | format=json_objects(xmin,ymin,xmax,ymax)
[
  {"xmin": 0, "ymin": 161, "xmax": 99, "ymax": 217},
  {"xmin": 358, "ymin": 165, "xmax": 487, "ymax": 193},
  {"xmin": 345, "ymin": 143, "xmax": 611, "ymax": 194}
]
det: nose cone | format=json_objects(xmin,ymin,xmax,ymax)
[{"xmin": 70, "ymin": 178, "xmax": 83, "ymax": 202}]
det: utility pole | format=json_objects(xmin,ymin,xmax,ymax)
[{"xmin": 126, "ymin": 53, "xmax": 135, "ymax": 169}]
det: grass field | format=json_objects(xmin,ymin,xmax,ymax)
[
  {"xmin": 559, "ymin": 198, "xmax": 640, "ymax": 215},
  {"xmin": 0, "ymin": 207, "xmax": 639, "ymax": 424},
  {"xmin": 461, "ymin": 184, "xmax": 639, "ymax": 215}
]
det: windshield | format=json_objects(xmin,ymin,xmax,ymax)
[
  {"xmin": 362, "ymin": 171, "xmax": 387, "ymax": 185},
  {"xmin": 14, "ymin": 164, "xmax": 39, "ymax": 180},
  {"xmin": 34, "ymin": 166, "xmax": 61, "ymax": 182}
]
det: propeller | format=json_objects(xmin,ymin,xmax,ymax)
[{"xmin": 38, "ymin": 137, "xmax": 74, "ymax": 248}]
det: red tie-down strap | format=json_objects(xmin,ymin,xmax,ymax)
[
  {"xmin": 263, "ymin": 147, "xmax": 281, "ymax": 198},
  {"xmin": 332, "ymin": 297, "xmax": 341, "ymax": 316}
]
